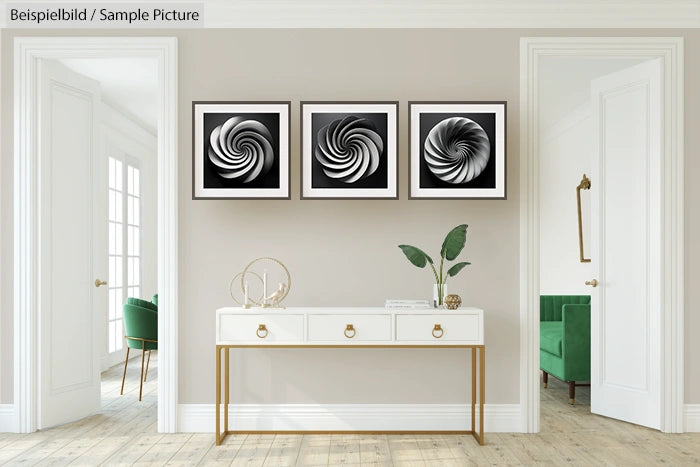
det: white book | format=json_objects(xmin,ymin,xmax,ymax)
[
  {"xmin": 385, "ymin": 299, "xmax": 430, "ymax": 305},
  {"xmin": 385, "ymin": 301, "xmax": 432, "ymax": 309}
]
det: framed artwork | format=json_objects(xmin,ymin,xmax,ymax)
[
  {"xmin": 192, "ymin": 101, "xmax": 290, "ymax": 199},
  {"xmin": 409, "ymin": 101, "xmax": 507, "ymax": 199},
  {"xmin": 301, "ymin": 101, "xmax": 398, "ymax": 199}
]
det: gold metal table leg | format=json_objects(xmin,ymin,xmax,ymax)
[
  {"xmin": 214, "ymin": 344, "xmax": 485, "ymax": 446},
  {"xmin": 216, "ymin": 345, "xmax": 221, "ymax": 445},
  {"xmin": 471, "ymin": 347, "xmax": 476, "ymax": 434},
  {"xmin": 225, "ymin": 347, "xmax": 230, "ymax": 434},
  {"xmin": 479, "ymin": 346, "xmax": 485, "ymax": 445}
]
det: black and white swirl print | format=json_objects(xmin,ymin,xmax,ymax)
[
  {"xmin": 424, "ymin": 117, "xmax": 491, "ymax": 184},
  {"xmin": 314, "ymin": 116, "xmax": 384, "ymax": 184},
  {"xmin": 208, "ymin": 116, "xmax": 275, "ymax": 183}
]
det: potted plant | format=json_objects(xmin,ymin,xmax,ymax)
[{"xmin": 398, "ymin": 224, "xmax": 471, "ymax": 307}]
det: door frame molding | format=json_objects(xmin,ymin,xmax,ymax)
[
  {"xmin": 519, "ymin": 37, "xmax": 684, "ymax": 433},
  {"xmin": 13, "ymin": 36, "xmax": 178, "ymax": 433}
]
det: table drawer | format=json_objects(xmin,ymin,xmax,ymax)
[
  {"xmin": 396, "ymin": 314, "xmax": 482, "ymax": 343},
  {"xmin": 308, "ymin": 314, "xmax": 391, "ymax": 342},
  {"xmin": 218, "ymin": 314, "xmax": 303, "ymax": 343}
]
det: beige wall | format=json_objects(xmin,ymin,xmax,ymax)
[{"xmin": 2, "ymin": 29, "xmax": 699, "ymax": 408}]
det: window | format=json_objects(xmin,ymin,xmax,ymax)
[{"xmin": 108, "ymin": 156, "xmax": 141, "ymax": 354}]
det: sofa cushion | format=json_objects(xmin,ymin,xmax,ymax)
[
  {"xmin": 540, "ymin": 321, "xmax": 563, "ymax": 357},
  {"xmin": 540, "ymin": 295, "xmax": 591, "ymax": 321}
]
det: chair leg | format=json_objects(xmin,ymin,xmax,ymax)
[
  {"xmin": 543, "ymin": 370, "xmax": 548, "ymax": 388},
  {"xmin": 139, "ymin": 342, "xmax": 146, "ymax": 401},
  {"xmin": 144, "ymin": 350, "xmax": 151, "ymax": 382},
  {"xmin": 569, "ymin": 381, "xmax": 575, "ymax": 405},
  {"xmin": 120, "ymin": 348, "xmax": 130, "ymax": 395}
]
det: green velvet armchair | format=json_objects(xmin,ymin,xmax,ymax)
[
  {"xmin": 121, "ymin": 298, "xmax": 158, "ymax": 401},
  {"xmin": 540, "ymin": 295, "xmax": 591, "ymax": 404}
]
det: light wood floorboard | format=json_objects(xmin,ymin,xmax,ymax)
[{"xmin": 2, "ymin": 359, "xmax": 699, "ymax": 465}]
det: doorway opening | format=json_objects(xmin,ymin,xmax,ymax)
[
  {"xmin": 519, "ymin": 37, "xmax": 684, "ymax": 434},
  {"xmin": 12, "ymin": 37, "xmax": 178, "ymax": 434},
  {"xmin": 538, "ymin": 55, "xmax": 654, "ymax": 427}
]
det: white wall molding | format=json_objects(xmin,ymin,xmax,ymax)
[
  {"xmin": 685, "ymin": 405, "xmax": 700, "ymax": 432},
  {"xmin": 520, "ymin": 37, "xmax": 685, "ymax": 433},
  {"xmin": 13, "ymin": 36, "xmax": 178, "ymax": 433},
  {"xmin": 0, "ymin": 404, "xmax": 17, "ymax": 432},
  {"xmin": 178, "ymin": 404, "xmax": 521, "ymax": 433}
]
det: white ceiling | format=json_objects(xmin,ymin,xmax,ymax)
[{"xmin": 58, "ymin": 58, "xmax": 158, "ymax": 133}]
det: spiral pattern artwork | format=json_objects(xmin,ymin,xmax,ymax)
[
  {"xmin": 424, "ymin": 117, "xmax": 491, "ymax": 184},
  {"xmin": 315, "ymin": 116, "xmax": 384, "ymax": 183},
  {"xmin": 208, "ymin": 116, "xmax": 275, "ymax": 182}
]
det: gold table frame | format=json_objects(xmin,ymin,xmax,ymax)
[{"xmin": 215, "ymin": 344, "xmax": 485, "ymax": 446}]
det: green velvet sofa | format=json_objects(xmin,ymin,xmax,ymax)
[{"xmin": 540, "ymin": 295, "xmax": 591, "ymax": 404}]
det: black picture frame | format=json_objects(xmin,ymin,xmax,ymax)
[
  {"xmin": 192, "ymin": 101, "xmax": 291, "ymax": 199},
  {"xmin": 409, "ymin": 101, "xmax": 507, "ymax": 199},
  {"xmin": 301, "ymin": 101, "xmax": 399, "ymax": 199}
]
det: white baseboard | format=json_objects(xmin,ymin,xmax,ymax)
[
  {"xmin": 685, "ymin": 404, "xmax": 700, "ymax": 432},
  {"xmin": 0, "ymin": 404, "xmax": 17, "ymax": 432},
  {"xmin": 178, "ymin": 403, "xmax": 521, "ymax": 433}
]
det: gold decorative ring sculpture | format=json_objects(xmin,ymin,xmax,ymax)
[{"xmin": 239, "ymin": 257, "xmax": 291, "ymax": 308}]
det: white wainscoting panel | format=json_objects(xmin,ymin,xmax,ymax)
[
  {"xmin": 685, "ymin": 405, "xmax": 700, "ymax": 432},
  {"xmin": 178, "ymin": 404, "xmax": 521, "ymax": 433},
  {"xmin": 0, "ymin": 404, "xmax": 17, "ymax": 432}
]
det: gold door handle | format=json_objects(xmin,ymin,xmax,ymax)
[
  {"xmin": 344, "ymin": 324, "xmax": 356, "ymax": 339},
  {"xmin": 585, "ymin": 279, "xmax": 599, "ymax": 287},
  {"xmin": 256, "ymin": 324, "xmax": 268, "ymax": 339},
  {"xmin": 94, "ymin": 279, "xmax": 108, "ymax": 287},
  {"xmin": 432, "ymin": 324, "xmax": 444, "ymax": 339},
  {"xmin": 577, "ymin": 174, "xmax": 592, "ymax": 263}
]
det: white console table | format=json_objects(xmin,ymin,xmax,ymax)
[{"xmin": 215, "ymin": 307, "xmax": 485, "ymax": 445}]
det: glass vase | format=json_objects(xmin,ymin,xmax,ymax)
[{"xmin": 433, "ymin": 283, "xmax": 448, "ymax": 308}]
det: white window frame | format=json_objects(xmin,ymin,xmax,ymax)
[{"xmin": 107, "ymin": 152, "xmax": 143, "ymax": 357}]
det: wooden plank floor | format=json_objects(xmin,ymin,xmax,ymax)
[{"xmin": 1, "ymin": 358, "xmax": 699, "ymax": 466}]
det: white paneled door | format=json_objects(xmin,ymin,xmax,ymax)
[
  {"xmin": 589, "ymin": 59, "xmax": 662, "ymax": 429},
  {"xmin": 38, "ymin": 60, "xmax": 104, "ymax": 428}
]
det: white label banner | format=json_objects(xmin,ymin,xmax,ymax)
[{"xmin": 6, "ymin": 3, "xmax": 203, "ymax": 28}]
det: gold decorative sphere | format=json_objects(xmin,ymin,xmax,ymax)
[{"xmin": 444, "ymin": 294, "xmax": 462, "ymax": 310}]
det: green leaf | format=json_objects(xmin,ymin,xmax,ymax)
[
  {"xmin": 440, "ymin": 224, "xmax": 468, "ymax": 261},
  {"xmin": 447, "ymin": 261, "xmax": 471, "ymax": 277},
  {"xmin": 398, "ymin": 245, "xmax": 434, "ymax": 268}
]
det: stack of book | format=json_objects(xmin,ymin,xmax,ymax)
[{"xmin": 385, "ymin": 299, "xmax": 432, "ymax": 309}]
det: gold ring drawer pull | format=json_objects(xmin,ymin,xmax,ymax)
[
  {"xmin": 256, "ymin": 324, "xmax": 268, "ymax": 339},
  {"xmin": 432, "ymin": 324, "xmax": 444, "ymax": 339},
  {"xmin": 344, "ymin": 324, "xmax": 356, "ymax": 339}
]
